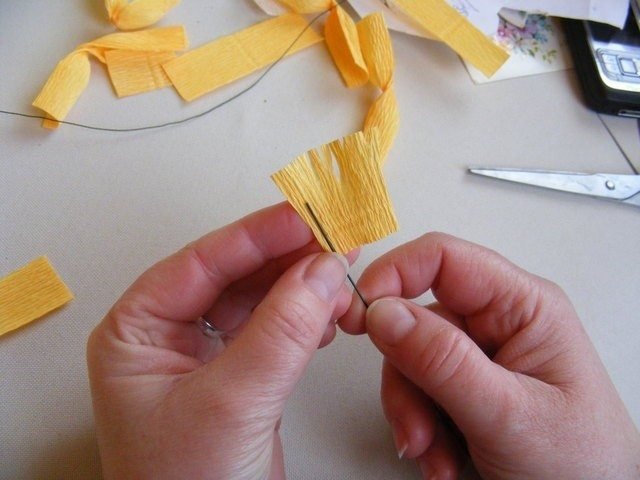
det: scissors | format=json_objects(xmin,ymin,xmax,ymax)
[{"xmin": 469, "ymin": 168, "xmax": 640, "ymax": 208}]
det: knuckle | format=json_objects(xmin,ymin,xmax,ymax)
[
  {"xmin": 257, "ymin": 297, "xmax": 319, "ymax": 349},
  {"xmin": 416, "ymin": 327, "xmax": 474, "ymax": 389}
]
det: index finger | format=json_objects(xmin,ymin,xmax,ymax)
[
  {"xmin": 339, "ymin": 232, "xmax": 564, "ymax": 345},
  {"xmin": 112, "ymin": 202, "xmax": 314, "ymax": 323}
]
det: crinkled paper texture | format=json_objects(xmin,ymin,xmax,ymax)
[
  {"xmin": 105, "ymin": 50, "xmax": 176, "ymax": 97},
  {"xmin": 106, "ymin": 0, "xmax": 181, "ymax": 30},
  {"xmin": 324, "ymin": 5, "xmax": 369, "ymax": 88},
  {"xmin": 163, "ymin": 14, "xmax": 323, "ymax": 102},
  {"xmin": 389, "ymin": 0, "xmax": 509, "ymax": 77},
  {"xmin": 32, "ymin": 26, "xmax": 187, "ymax": 120},
  {"xmin": 0, "ymin": 257, "xmax": 73, "ymax": 337},
  {"xmin": 272, "ymin": 130, "xmax": 398, "ymax": 253}
]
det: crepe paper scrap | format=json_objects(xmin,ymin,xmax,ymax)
[
  {"xmin": 106, "ymin": 50, "xmax": 176, "ymax": 97},
  {"xmin": 358, "ymin": 13, "xmax": 398, "ymax": 163},
  {"xmin": 106, "ymin": 0, "xmax": 180, "ymax": 30},
  {"xmin": 388, "ymin": 0, "xmax": 509, "ymax": 78},
  {"xmin": 272, "ymin": 130, "xmax": 398, "ymax": 253},
  {"xmin": 0, "ymin": 257, "xmax": 73, "ymax": 338},
  {"xmin": 277, "ymin": 0, "xmax": 335, "ymax": 14},
  {"xmin": 325, "ymin": 5, "xmax": 369, "ymax": 88},
  {"xmin": 42, "ymin": 117, "xmax": 61, "ymax": 129},
  {"xmin": 163, "ymin": 14, "xmax": 323, "ymax": 102},
  {"xmin": 32, "ymin": 26, "xmax": 187, "ymax": 121}
]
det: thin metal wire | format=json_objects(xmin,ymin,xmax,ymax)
[
  {"xmin": 304, "ymin": 202, "xmax": 369, "ymax": 308},
  {"xmin": 0, "ymin": 1, "xmax": 348, "ymax": 133}
]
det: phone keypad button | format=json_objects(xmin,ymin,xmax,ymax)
[{"xmin": 619, "ymin": 58, "xmax": 638, "ymax": 75}]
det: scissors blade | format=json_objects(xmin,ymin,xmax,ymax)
[{"xmin": 469, "ymin": 168, "xmax": 640, "ymax": 202}]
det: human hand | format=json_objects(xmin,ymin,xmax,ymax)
[
  {"xmin": 87, "ymin": 203, "xmax": 354, "ymax": 480},
  {"xmin": 340, "ymin": 233, "xmax": 640, "ymax": 479}
]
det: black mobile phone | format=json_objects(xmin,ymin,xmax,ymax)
[{"xmin": 564, "ymin": 7, "xmax": 640, "ymax": 118}]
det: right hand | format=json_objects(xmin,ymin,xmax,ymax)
[{"xmin": 340, "ymin": 233, "xmax": 640, "ymax": 479}]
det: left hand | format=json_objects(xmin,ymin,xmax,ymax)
[{"xmin": 87, "ymin": 203, "xmax": 354, "ymax": 480}]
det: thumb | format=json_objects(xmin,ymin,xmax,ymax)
[
  {"xmin": 215, "ymin": 252, "xmax": 348, "ymax": 408},
  {"xmin": 366, "ymin": 298, "xmax": 521, "ymax": 435}
]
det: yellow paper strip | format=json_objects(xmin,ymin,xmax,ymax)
[
  {"xmin": 163, "ymin": 13, "xmax": 323, "ymax": 102},
  {"xmin": 389, "ymin": 0, "xmax": 508, "ymax": 77},
  {"xmin": 32, "ymin": 51, "xmax": 92, "ymax": 122},
  {"xmin": 0, "ymin": 257, "xmax": 73, "ymax": 337},
  {"xmin": 106, "ymin": 0, "xmax": 181, "ymax": 31},
  {"xmin": 324, "ymin": 6, "xmax": 369, "ymax": 88},
  {"xmin": 276, "ymin": 0, "xmax": 334, "ymax": 14},
  {"xmin": 358, "ymin": 13, "xmax": 398, "ymax": 162},
  {"xmin": 272, "ymin": 130, "xmax": 398, "ymax": 253},
  {"xmin": 32, "ymin": 26, "xmax": 187, "ymax": 121},
  {"xmin": 106, "ymin": 50, "xmax": 175, "ymax": 97}
]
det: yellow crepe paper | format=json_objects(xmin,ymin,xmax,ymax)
[
  {"xmin": 358, "ymin": 13, "xmax": 398, "ymax": 163},
  {"xmin": 388, "ymin": 0, "xmax": 508, "ymax": 78},
  {"xmin": 0, "ymin": 257, "xmax": 73, "ymax": 337},
  {"xmin": 276, "ymin": 0, "xmax": 335, "ymax": 14},
  {"xmin": 106, "ymin": 0, "xmax": 180, "ymax": 30},
  {"xmin": 324, "ymin": 5, "xmax": 369, "ymax": 88},
  {"xmin": 32, "ymin": 26, "xmax": 187, "ymax": 121},
  {"xmin": 106, "ymin": 50, "xmax": 175, "ymax": 97},
  {"xmin": 163, "ymin": 14, "xmax": 323, "ymax": 102},
  {"xmin": 272, "ymin": 130, "xmax": 398, "ymax": 253}
]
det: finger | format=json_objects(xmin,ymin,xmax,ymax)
[
  {"xmin": 367, "ymin": 297, "xmax": 522, "ymax": 437},
  {"xmin": 204, "ymin": 252, "xmax": 349, "ymax": 408},
  {"xmin": 381, "ymin": 359, "xmax": 438, "ymax": 460},
  {"xmin": 204, "ymin": 246, "xmax": 359, "ymax": 333},
  {"xmin": 341, "ymin": 232, "xmax": 575, "ymax": 354},
  {"xmin": 416, "ymin": 422, "xmax": 463, "ymax": 480},
  {"xmin": 112, "ymin": 202, "xmax": 314, "ymax": 326}
]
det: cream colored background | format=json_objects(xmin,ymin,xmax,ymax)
[{"xmin": 1, "ymin": 2, "xmax": 638, "ymax": 478}]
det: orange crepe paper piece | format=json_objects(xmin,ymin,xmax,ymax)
[
  {"xmin": 0, "ymin": 257, "xmax": 73, "ymax": 337},
  {"xmin": 389, "ymin": 0, "xmax": 509, "ymax": 77},
  {"xmin": 324, "ymin": 5, "xmax": 369, "ymax": 88},
  {"xmin": 105, "ymin": 50, "xmax": 175, "ymax": 97},
  {"xmin": 32, "ymin": 26, "xmax": 187, "ymax": 121},
  {"xmin": 163, "ymin": 14, "xmax": 323, "ymax": 102},
  {"xmin": 272, "ymin": 130, "xmax": 398, "ymax": 253},
  {"xmin": 106, "ymin": 0, "xmax": 181, "ymax": 30}
]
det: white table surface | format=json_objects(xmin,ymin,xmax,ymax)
[{"xmin": 1, "ymin": 2, "xmax": 639, "ymax": 479}]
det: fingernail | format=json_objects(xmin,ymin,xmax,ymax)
[
  {"xmin": 303, "ymin": 253, "xmax": 348, "ymax": 303},
  {"xmin": 391, "ymin": 419, "xmax": 409, "ymax": 459},
  {"xmin": 366, "ymin": 299, "xmax": 416, "ymax": 345}
]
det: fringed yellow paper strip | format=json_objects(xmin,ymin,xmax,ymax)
[
  {"xmin": 0, "ymin": 257, "xmax": 73, "ymax": 337},
  {"xmin": 106, "ymin": 0, "xmax": 181, "ymax": 31},
  {"xmin": 324, "ymin": 5, "xmax": 369, "ymax": 88},
  {"xmin": 272, "ymin": 130, "xmax": 398, "ymax": 253},
  {"xmin": 388, "ymin": 0, "xmax": 508, "ymax": 77},
  {"xmin": 106, "ymin": 50, "xmax": 175, "ymax": 97},
  {"xmin": 32, "ymin": 26, "xmax": 187, "ymax": 121},
  {"xmin": 163, "ymin": 14, "xmax": 323, "ymax": 102}
]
